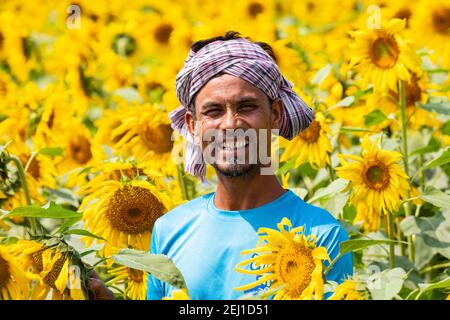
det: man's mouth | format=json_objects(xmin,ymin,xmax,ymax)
[{"xmin": 221, "ymin": 139, "xmax": 249, "ymax": 151}]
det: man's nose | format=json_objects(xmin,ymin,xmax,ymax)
[{"xmin": 220, "ymin": 108, "xmax": 239, "ymax": 130}]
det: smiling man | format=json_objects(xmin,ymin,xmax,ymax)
[{"xmin": 141, "ymin": 32, "xmax": 353, "ymax": 300}]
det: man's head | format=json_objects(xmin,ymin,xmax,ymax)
[
  {"xmin": 170, "ymin": 31, "xmax": 315, "ymax": 179},
  {"xmin": 186, "ymin": 73, "xmax": 284, "ymax": 177}
]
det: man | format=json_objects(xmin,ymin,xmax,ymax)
[{"xmin": 89, "ymin": 32, "xmax": 352, "ymax": 300}]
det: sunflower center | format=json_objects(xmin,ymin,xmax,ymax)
[
  {"xmin": 405, "ymin": 75, "xmax": 421, "ymax": 107},
  {"xmin": 432, "ymin": 8, "xmax": 450, "ymax": 34},
  {"xmin": 70, "ymin": 135, "xmax": 93, "ymax": 165},
  {"xmin": 394, "ymin": 8, "xmax": 412, "ymax": 27},
  {"xmin": 154, "ymin": 24, "xmax": 173, "ymax": 45},
  {"xmin": 248, "ymin": 2, "xmax": 264, "ymax": 18},
  {"xmin": 106, "ymin": 185, "xmax": 165, "ymax": 234},
  {"xmin": 0, "ymin": 254, "xmax": 11, "ymax": 290},
  {"xmin": 298, "ymin": 120, "xmax": 321, "ymax": 143},
  {"xmin": 363, "ymin": 160, "xmax": 390, "ymax": 190},
  {"xmin": 370, "ymin": 32, "xmax": 399, "ymax": 69},
  {"xmin": 140, "ymin": 123, "xmax": 174, "ymax": 154},
  {"xmin": 128, "ymin": 268, "xmax": 144, "ymax": 283},
  {"xmin": 112, "ymin": 33, "xmax": 137, "ymax": 57},
  {"xmin": 275, "ymin": 242, "xmax": 315, "ymax": 297}
]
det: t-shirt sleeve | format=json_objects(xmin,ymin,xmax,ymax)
[
  {"xmin": 318, "ymin": 224, "xmax": 353, "ymax": 285},
  {"xmin": 146, "ymin": 220, "xmax": 164, "ymax": 300}
]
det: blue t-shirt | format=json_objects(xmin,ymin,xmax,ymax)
[{"xmin": 147, "ymin": 189, "xmax": 353, "ymax": 300}]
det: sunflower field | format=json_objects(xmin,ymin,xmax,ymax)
[{"xmin": 0, "ymin": 0, "xmax": 449, "ymax": 301}]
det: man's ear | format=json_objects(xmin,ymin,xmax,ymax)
[
  {"xmin": 185, "ymin": 110, "xmax": 196, "ymax": 137},
  {"xmin": 271, "ymin": 99, "xmax": 284, "ymax": 129},
  {"xmin": 185, "ymin": 110, "xmax": 201, "ymax": 145}
]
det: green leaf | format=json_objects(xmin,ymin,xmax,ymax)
[
  {"xmin": 410, "ymin": 136, "xmax": 441, "ymax": 156},
  {"xmin": 340, "ymin": 239, "xmax": 398, "ymax": 256},
  {"xmin": 311, "ymin": 64, "xmax": 331, "ymax": 85},
  {"xmin": 307, "ymin": 178, "xmax": 348, "ymax": 203},
  {"xmin": 399, "ymin": 214, "xmax": 445, "ymax": 237},
  {"xmin": 111, "ymin": 249, "xmax": 187, "ymax": 290},
  {"xmin": 422, "ymin": 147, "xmax": 450, "ymax": 170},
  {"xmin": 414, "ymin": 277, "xmax": 450, "ymax": 300},
  {"xmin": 65, "ymin": 229, "xmax": 106, "ymax": 241},
  {"xmin": 419, "ymin": 187, "xmax": 450, "ymax": 209},
  {"xmin": 6, "ymin": 202, "xmax": 82, "ymax": 219},
  {"xmin": 364, "ymin": 110, "xmax": 388, "ymax": 127},
  {"xmin": 37, "ymin": 147, "xmax": 64, "ymax": 157},
  {"xmin": 417, "ymin": 100, "xmax": 450, "ymax": 115},
  {"xmin": 275, "ymin": 157, "xmax": 296, "ymax": 175},
  {"xmin": 442, "ymin": 121, "xmax": 450, "ymax": 136},
  {"xmin": 367, "ymin": 268, "xmax": 407, "ymax": 300},
  {"xmin": 331, "ymin": 96, "xmax": 355, "ymax": 108}
]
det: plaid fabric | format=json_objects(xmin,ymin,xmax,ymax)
[{"xmin": 169, "ymin": 38, "xmax": 315, "ymax": 179}]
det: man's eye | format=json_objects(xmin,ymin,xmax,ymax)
[
  {"xmin": 205, "ymin": 109, "xmax": 222, "ymax": 116},
  {"xmin": 240, "ymin": 105, "xmax": 257, "ymax": 111}
]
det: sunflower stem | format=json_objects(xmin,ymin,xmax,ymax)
[
  {"xmin": 326, "ymin": 163, "xmax": 335, "ymax": 180},
  {"xmin": 387, "ymin": 210, "xmax": 396, "ymax": 268},
  {"xmin": 399, "ymin": 79, "xmax": 415, "ymax": 263},
  {"xmin": 8, "ymin": 155, "xmax": 38, "ymax": 235},
  {"xmin": 177, "ymin": 164, "xmax": 189, "ymax": 200}
]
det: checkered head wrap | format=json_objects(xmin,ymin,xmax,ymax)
[{"xmin": 169, "ymin": 38, "xmax": 315, "ymax": 179}]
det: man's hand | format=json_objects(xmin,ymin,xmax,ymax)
[{"xmin": 87, "ymin": 270, "xmax": 114, "ymax": 300}]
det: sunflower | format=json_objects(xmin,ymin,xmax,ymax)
[
  {"xmin": 349, "ymin": 18, "xmax": 419, "ymax": 93},
  {"xmin": 54, "ymin": 118, "xmax": 105, "ymax": 187},
  {"xmin": 234, "ymin": 217, "xmax": 330, "ymax": 300},
  {"xmin": 108, "ymin": 265, "xmax": 147, "ymax": 300},
  {"xmin": 102, "ymin": 103, "xmax": 176, "ymax": 176},
  {"xmin": 410, "ymin": 0, "xmax": 450, "ymax": 67},
  {"xmin": 81, "ymin": 178, "xmax": 173, "ymax": 258},
  {"xmin": 0, "ymin": 244, "xmax": 30, "ymax": 299},
  {"xmin": 367, "ymin": 73, "xmax": 440, "ymax": 130},
  {"xmin": 163, "ymin": 289, "xmax": 190, "ymax": 300},
  {"xmin": 280, "ymin": 112, "xmax": 332, "ymax": 169},
  {"xmin": 10, "ymin": 240, "xmax": 86, "ymax": 300},
  {"xmin": 335, "ymin": 135, "xmax": 410, "ymax": 231},
  {"xmin": 329, "ymin": 279, "xmax": 367, "ymax": 300}
]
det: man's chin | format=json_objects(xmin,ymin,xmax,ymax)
[{"xmin": 212, "ymin": 163, "xmax": 257, "ymax": 177}]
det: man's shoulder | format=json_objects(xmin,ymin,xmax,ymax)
[{"xmin": 154, "ymin": 192, "xmax": 213, "ymax": 230}]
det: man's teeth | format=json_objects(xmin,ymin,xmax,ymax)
[{"xmin": 222, "ymin": 140, "xmax": 248, "ymax": 149}]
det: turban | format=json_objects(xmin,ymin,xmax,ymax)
[{"xmin": 169, "ymin": 38, "xmax": 315, "ymax": 179}]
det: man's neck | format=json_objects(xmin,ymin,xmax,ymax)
[{"xmin": 214, "ymin": 169, "xmax": 286, "ymax": 211}]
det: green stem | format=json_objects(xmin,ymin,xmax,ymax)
[
  {"xmin": 396, "ymin": 219, "xmax": 406, "ymax": 257},
  {"xmin": 399, "ymin": 80, "xmax": 415, "ymax": 263},
  {"xmin": 326, "ymin": 163, "xmax": 335, "ymax": 181},
  {"xmin": 8, "ymin": 155, "xmax": 38, "ymax": 235},
  {"xmin": 387, "ymin": 210, "xmax": 396, "ymax": 268},
  {"xmin": 177, "ymin": 164, "xmax": 189, "ymax": 200}
]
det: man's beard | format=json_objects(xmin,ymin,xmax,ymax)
[{"xmin": 211, "ymin": 162, "xmax": 257, "ymax": 177}]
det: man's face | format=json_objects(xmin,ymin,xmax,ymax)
[{"xmin": 185, "ymin": 74, "xmax": 283, "ymax": 177}]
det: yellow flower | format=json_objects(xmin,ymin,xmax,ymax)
[
  {"xmin": 108, "ymin": 266, "xmax": 147, "ymax": 300},
  {"xmin": 80, "ymin": 177, "xmax": 173, "ymax": 258},
  {"xmin": 163, "ymin": 288, "xmax": 190, "ymax": 300},
  {"xmin": 234, "ymin": 217, "xmax": 330, "ymax": 300},
  {"xmin": 329, "ymin": 279, "xmax": 366, "ymax": 300},
  {"xmin": 349, "ymin": 18, "xmax": 419, "ymax": 93},
  {"xmin": 10, "ymin": 240, "xmax": 86, "ymax": 300},
  {"xmin": 97, "ymin": 103, "xmax": 176, "ymax": 176},
  {"xmin": 409, "ymin": 0, "xmax": 450, "ymax": 67},
  {"xmin": 336, "ymin": 135, "xmax": 410, "ymax": 231},
  {"xmin": 0, "ymin": 244, "xmax": 30, "ymax": 299},
  {"xmin": 280, "ymin": 112, "xmax": 332, "ymax": 168}
]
